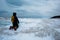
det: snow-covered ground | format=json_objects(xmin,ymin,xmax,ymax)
[{"xmin": 0, "ymin": 18, "xmax": 60, "ymax": 40}]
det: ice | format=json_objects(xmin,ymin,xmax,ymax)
[{"xmin": 0, "ymin": 18, "xmax": 60, "ymax": 40}]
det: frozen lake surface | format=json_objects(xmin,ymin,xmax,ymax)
[{"xmin": 0, "ymin": 18, "xmax": 60, "ymax": 40}]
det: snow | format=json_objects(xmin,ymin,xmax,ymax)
[{"xmin": 0, "ymin": 18, "xmax": 60, "ymax": 40}]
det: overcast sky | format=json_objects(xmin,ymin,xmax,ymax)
[{"xmin": 0, "ymin": 0, "xmax": 60, "ymax": 18}]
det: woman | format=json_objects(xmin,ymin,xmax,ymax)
[{"xmin": 9, "ymin": 12, "xmax": 19, "ymax": 31}]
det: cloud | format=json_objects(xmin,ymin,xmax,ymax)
[
  {"xmin": 6, "ymin": 0, "xmax": 24, "ymax": 6},
  {"xmin": 15, "ymin": 0, "xmax": 60, "ymax": 18},
  {"xmin": 0, "ymin": 0, "xmax": 60, "ymax": 18}
]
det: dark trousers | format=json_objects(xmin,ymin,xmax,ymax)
[{"xmin": 12, "ymin": 22, "xmax": 19, "ymax": 29}]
